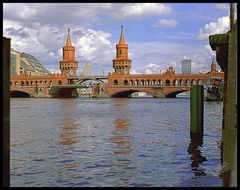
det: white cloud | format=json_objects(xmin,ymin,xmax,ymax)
[
  {"xmin": 114, "ymin": 3, "xmax": 171, "ymax": 19},
  {"xmin": 3, "ymin": 3, "xmax": 171, "ymax": 26},
  {"xmin": 48, "ymin": 52, "xmax": 58, "ymax": 59},
  {"xmin": 197, "ymin": 16, "xmax": 229, "ymax": 40},
  {"xmin": 129, "ymin": 41, "xmax": 216, "ymax": 74},
  {"xmin": 151, "ymin": 19, "xmax": 177, "ymax": 28},
  {"xmin": 47, "ymin": 68, "xmax": 61, "ymax": 74}
]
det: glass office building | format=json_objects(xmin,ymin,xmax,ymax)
[{"xmin": 182, "ymin": 59, "xmax": 191, "ymax": 74}]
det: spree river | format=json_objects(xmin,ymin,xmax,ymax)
[{"xmin": 10, "ymin": 97, "xmax": 223, "ymax": 187}]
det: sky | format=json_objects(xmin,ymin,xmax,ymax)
[{"xmin": 3, "ymin": 3, "xmax": 232, "ymax": 75}]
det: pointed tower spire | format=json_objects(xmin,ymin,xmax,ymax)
[
  {"xmin": 112, "ymin": 26, "xmax": 132, "ymax": 74},
  {"xmin": 119, "ymin": 25, "xmax": 125, "ymax": 44},
  {"xmin": 60, "ymin": 28, "xmax": 78, "ymax": 76},
  {"xmin": 65, "ymin": 28, "xmax": 72, "ymax": 47},
  {"xmin": 211, "ymin": 57, "xmax": 217, "ymax": 73}
]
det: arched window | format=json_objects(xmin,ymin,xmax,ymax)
[
  {"xmin": 114, "ymin": 80, "xmax": 118, "ymax": 85},
  {"xmin": 101, "ymin": 88, "xmax": 105, "ymax": 94},
  {"xmin": 174, "ymin": 80, "xmax": 178, "ymax": 86},
  {"xmin": 124, "ymin": 80, "xmax": 128, "ymax": 85},
  {"xmin": 119, "ymin": 50, "xmax": 122, "ymax": 54},
  {"xmin": 165, "ymin": 79, "xmax": 170, "ymax": 86},
  {"xmin": 58, "ymin": 80, "xmax": 62, "ymax": 85}
]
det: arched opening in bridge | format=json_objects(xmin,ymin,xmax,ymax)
[
  {"xmin": 111, "ymin": 90, "xmax": 153, "ymax": 98},
  {"xmin": 186, "ymin": 79, "xmax": 191, "ymax": 86},
  {"xmin": 174, "ymin": 79, "xmax": 178, "ymax": 86},
  {"xmin": 192, "ymin": 79, "xmax": 197, "ymax": 85},
  {"xmin": 198, "ymin": 80, "xmax": 203, "ymax": 85},
  {"xmin": 124, "ymin": 80, "xmax": 128, "ymax": 85},
  {"xmin": 114, "ymin": 80, "xmax": 118, "ymax": 85},
  {"xmin": 58, "ymin": 80, "xmax": 62, "ymax": 85},
  {"xmin": 166, "ymin": 79, "xmax": 170, "ymax": 86},
  {"xmin": 180, "ymin": 80, "xmax": 185, "ymax": 86},
  {"xmin": 166, "ymin": 90, "xmax": 189, "ymax": 98},
  {"xmin": 10, "ymin": 90, "xmax": 31, "ymax": 98}
]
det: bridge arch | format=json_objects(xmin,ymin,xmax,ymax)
[
  {"xmin": 114, "ymin": 80, "xmax": 118, "ymax": 85},
  {"xmin": 10, "ymin": 90, "xmax": 32, "ymax": 97},
  {"xmin": 165, "ymin": 89, "xmax": 190, "ymax": 98},
  {"xmin": 111, "ymin": 89, "xmax": 153, "ymax": 98},
  {"xmin": 124, "ymin": 79, "xmax": 128, "ymax": 85}
]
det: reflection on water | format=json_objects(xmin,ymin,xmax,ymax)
[
  {"xmin": 188, "ymin": 137, "xmax": 207, "ymax": 177},
  {"xmin": 111, "ymin": 118, "xmax": 132, "ymax": 155},
  {"xmin": 59, "ymin": 118, "xmax": 78, "ymax": 147}
]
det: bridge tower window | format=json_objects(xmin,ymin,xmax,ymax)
[
  {"xmin": 124, "ymin": 80, "xmax": 128, "ymax": 85},
  {"xmin": 114, "ymin": 80, "xmax": 118, "ymax": 85}
]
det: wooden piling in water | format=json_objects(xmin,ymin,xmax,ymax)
[
  {"xmin": 3, "ymin": 37, "xmax": 10, "ymax": 187},
  {"xmin": 190, "ymin": 85, "xmax": 204, "ymax": 138}
]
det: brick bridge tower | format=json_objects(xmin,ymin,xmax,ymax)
[
  {"xmin": 59, "ymin": 28, "xmax": 78, "ymax": 76},
  {"xmin": 112, "ymin": 26, "xmax": 132, "ymax": 74},
  {"xmin": 211, "ymin": 57, "xmax": 217, "ymax": 73}
]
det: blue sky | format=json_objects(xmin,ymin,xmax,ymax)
[{"xmin": 3, "ymin": 3, "xmax": 232, "ymax": 75}]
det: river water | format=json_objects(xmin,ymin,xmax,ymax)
[{"xmin": 10, "ymin": 97, "xmax": 223, "ymax": 187}]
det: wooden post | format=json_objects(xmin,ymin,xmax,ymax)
[
  {"xmin": 3, "ymin": 37, "xmax": 10, "ymax": 187},
  {"xmin": 190, "ymin": 85, "xmax": 204, "ymax": 138}
]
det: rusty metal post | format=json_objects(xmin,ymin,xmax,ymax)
[
  {"xmin": 3, "ymin": 37, "xmax": 10, "ymax": 187},
  {"xmin": 190, "ymin": 85, "xmax": 204, "ymax": 138}
]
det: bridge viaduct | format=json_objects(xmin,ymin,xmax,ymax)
[{"xmin": 10, "ymin": 27, "xmax": 224, "ymax": 98}]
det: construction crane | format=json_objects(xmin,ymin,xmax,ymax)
[{"xmin": 80, "ymin": 63, "xmax": 92, "ymax": 78}]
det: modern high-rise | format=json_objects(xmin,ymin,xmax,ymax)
[{"xmin": 181, "ymin": 59, "xmax": 191, "ymax": 74}]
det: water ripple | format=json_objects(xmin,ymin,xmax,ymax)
[{"xmin": 10, "ymin": 98, "xmax": 223, "ymax": 187}]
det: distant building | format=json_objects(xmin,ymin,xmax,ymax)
[
  {"xmin": 10, "ymin": 49, "xmax": 21, "ymax": 76},
  {"xmin": 182, "ymin": 59, "xmax": 191, "ymax": 74},
  {"xmin": 10, "ymin": 49, "xmax": 52, "ymax": 76}
]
